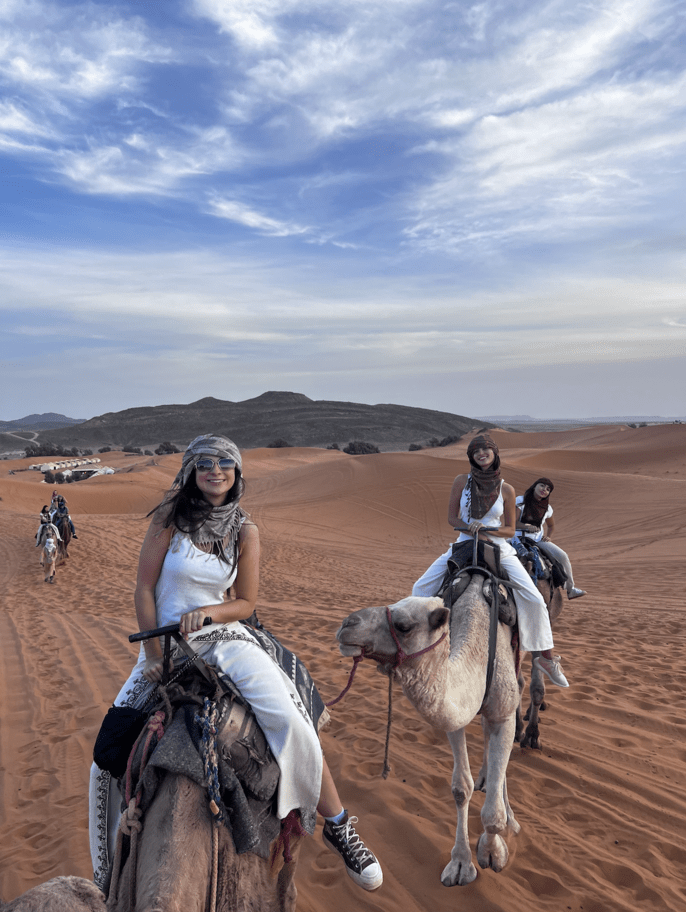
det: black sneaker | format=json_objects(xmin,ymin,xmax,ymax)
[{"xmin": 322, "ymin": 811, "xmax": 383, "ymax": 891}]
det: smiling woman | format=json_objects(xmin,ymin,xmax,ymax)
[
  {"xmin": 411, "ymin": 434, "xmax": 570, "ymax": 688},
  {"xmin": 88, "ymin": 433, "xmax": 383, "ymax": 893}
]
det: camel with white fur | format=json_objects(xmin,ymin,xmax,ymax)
[{"xmin": 337, "ymin": 575, "xmax": 520, "ymax": 886}]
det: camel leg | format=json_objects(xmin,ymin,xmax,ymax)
[
  {"xmin": 476, "ymin": 713, "xmax": 516, "ymax": 873},
  {"xmin": 514, "ymin": 669, "xmax": 525, "ymax": 742},
  {"xmin": 521, "ymin": 653, "xmax": 546, "ymax": 750},
  {"xmin": 441, "ymin": 729, "xmax": 477, "ymax": 887}
]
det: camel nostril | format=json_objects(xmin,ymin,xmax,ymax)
[{"xmin": 341, "ymin": 615, "xmax": 360, "ymax": 629}]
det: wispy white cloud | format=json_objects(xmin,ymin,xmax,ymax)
[{"xmin": 206, "ymin": 196, "xmax": 310, "ymax": 236}]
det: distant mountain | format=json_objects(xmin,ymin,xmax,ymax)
[
  {"xmin": 17, "ymin": 392, "xmax": 494, "ymax": 452},
  {"xmin": 479, "ymin": 414, "xmax": 683, "ymax": 424},
  {"xmin": 0, "ymin": 412, "xmax": 86, "ymax": 432}
]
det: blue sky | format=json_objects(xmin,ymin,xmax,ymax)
[{"xmin": 1, "ymin": 0, "xmax": 684, "ymax": 421}]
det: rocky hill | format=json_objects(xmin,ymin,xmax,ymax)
[
  {"xmin": 0, "ymin": 412, "xmax": 85, "ymax": 432},
  {"xmin": 21, "ymin": 391, "xmax": 494, "ymax": 452}
]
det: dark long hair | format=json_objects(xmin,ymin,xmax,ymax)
[
  {"xmin": 149, "ymin": 469, "xmax": 246, "ymax": 563},
  {"xmin": 520, "ymin": 477, "xmax": 554, "ymax": 526}
]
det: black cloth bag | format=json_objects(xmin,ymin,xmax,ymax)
[{"xmin": 93, "ymin": 705, "xmax": 148, "ymax": 779}]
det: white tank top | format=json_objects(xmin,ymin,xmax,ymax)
[
  {"xmin": 455, "ymin": 479, "xmax": 515, "ymax": 555},
  {"xmin": 155, "ymin": 531, "xmax": 239, "ymax": 629}
]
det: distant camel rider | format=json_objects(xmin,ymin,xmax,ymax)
[
  {"xmin": 53, "ymin": 495, "xmax": 78, "ymax": 538},
  {"xmin": 513, "ymin": 478, "xmax": 586, "ymax": 600}
]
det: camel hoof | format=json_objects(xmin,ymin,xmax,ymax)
[
  {"xmin": 474, "ymin": 775, "xmax": 486, "ymax": 792},
  {"xmin": 477, "ymin": 833, "xmax": 509, "ymax": 872},
  {"xmin": 441, "ymin": 859, "xmax": 478, "ymax": 886}
]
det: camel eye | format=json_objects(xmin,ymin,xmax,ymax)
[{"xmin": 393, "ymin": 619, "xmax": 413, "ymax": 634}]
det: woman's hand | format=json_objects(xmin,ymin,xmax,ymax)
[
  {"xmin": 179, "ymin": 608, "xmax": 207, "ymax": 638},
  {"xmin": 143, "ymin": 655, "xmax": 164, "ymax": 683},
  {"xmin": 468, "ymin": 520, "xmax": 484, "ymax": 535}
]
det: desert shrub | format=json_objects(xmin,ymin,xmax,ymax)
[
  {"xmin": 144, "ymin": 450, "xmax": 153, "ymax": 456},
  {"xmin": 267, "ymin": 439, "xmax": 292, "ymax": 448},
  {"xmin": 343, "ymin": 441, "xmax": 380, "ymax": 455},
  {"xmin": 24, "ymin": 443, "xmax": 72, "ymax": 458},
  {"xmin": 155, "ymin": 442, "xmax": 180, "ymax": 455},
  {"xmin": 439, "ymin": 435, "xmax": 460, "ymax": 447},
  {"xmin": 408, "ymin": 443, "xmax": 422, "ymax": 451},
  {"xmin": 81, "ymin": 448, "xmax": 93, "ymax": 456},
  {"xmin": 66, "ymin": 474, "xmax": 74, "ymax": 483},
  {"xmin": 54, "ymin": 472, "xmax": 65, "ymax": 484},
  {"xmin": 44, "ymin": 470, "xmax": 55, "ymax": 484},
  {"xmin": 123, "ymin": 446, "xmax": 142, "ymax": 454},
  {"xmin": 427, "ymin": 437, "xmax": 440, "ymax": 448},
  {"xmin": 327, "ymin": 443, "xmax": 340, "ymax": 450},
  {"xmin": 98, "ymin": 446, "xmax": 112, "ymax": 453}
]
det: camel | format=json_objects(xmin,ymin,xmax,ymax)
[
  {"xmin": 4, "ymin": 691, "xmax": 302, "ymax": 912},
  {"xmin": 336, "ymin": 573, "xmax": 521, "ymax": 887},
  {"xmin": 52, "ymin": 515, "xmax": 71, "ymax": 563},
  {"xmin": 516, "ymin": 554, "xmax": 566, "ymax": 750},
  {"xmin": 1, "ymin": 801, "xmax": 300, "ymax": 912}
]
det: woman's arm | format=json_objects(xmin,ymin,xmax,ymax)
[
  {"xmin": 447, "ymin": 474, "xmax": 469, "ymax": 529},
  {"xmin": 541, "ymin": 513, "xmax": 555, "ymax": 542},
  {"xmin": 135, "ymin": 512, "xmax": 174, "ymax": 680},
  {"xmin": 178, "ymin": 522, "xmax": 260, "ymax": 636}
]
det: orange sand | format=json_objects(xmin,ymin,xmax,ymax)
[{"xmin": 1, "ymin": 426, "xmax": 685, "ymax": 911}]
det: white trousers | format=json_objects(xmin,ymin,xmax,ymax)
[
  {"xmin": 412, "ymin": 544, "xmax": 554, "ymax": 653},
  {"xmin": 89, "ymin": 632, "xmax": 322, "ymax": 886},
  {"xmin": 535, "ymin": 540, "xmax": 575, "ymax": 590}
]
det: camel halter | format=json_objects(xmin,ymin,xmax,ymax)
[{"xmin": 327, "ymin": 606, "xmax": 448, "ymax": 778}]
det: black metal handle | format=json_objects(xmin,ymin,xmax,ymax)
[{"xmin": 129, "ymin": 615, "xmax": 214, "ymax": 643}]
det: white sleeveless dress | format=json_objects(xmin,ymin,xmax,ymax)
[
  {"xmin": 89, "ymin": 531, "xmax": 322, "ymax": 888},
  {"xmin": 412, "ymin": 479, "xmax": 553, "ymax": 654}
]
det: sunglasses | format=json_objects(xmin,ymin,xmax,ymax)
[{"xmin": 195, "ymin": 457, "xmax": 237, "ymax": 473}]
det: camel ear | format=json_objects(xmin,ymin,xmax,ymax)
[{"xmin": 428, "ymin": 606, "xmax": 450, "ymax": 631}]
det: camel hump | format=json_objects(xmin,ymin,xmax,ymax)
[{"xmin": 1, "ymin": 876, "xmax": 106, "ymax": 911}]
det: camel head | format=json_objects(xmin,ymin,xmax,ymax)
[{"xmin": 336, "ymin": 596, "xmax": 449, "ymax": 673}]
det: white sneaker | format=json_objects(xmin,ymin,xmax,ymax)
[
  {"xmin": 322, "ymin": 811, "xmax": 383, "ymax": 891},
  {"xmin": 567, "ymin": 587, "xmax": 586, "ymax": 600},
  {"xmin": 534, "ymin": 654, "xmax": 570, "ymax": 687}
]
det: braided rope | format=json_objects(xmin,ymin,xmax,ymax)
[
  {"xmin": 197, "ymin": 698, "xmax": 224, "ymax": 823},
  {"xmin": 108, "ymin": 708, "xmax": 167, "ymax": 909}
]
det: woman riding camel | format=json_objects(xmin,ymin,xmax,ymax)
[
  {"xmin": 53, "ymin": 495, "xmax": 77, "ymax": 538},
  {"xmin": 89, "ymin": 434, "xmax": 382, "ymax": 892},
  {"xmin": 412, "ymin": 434, "xmax": 569, "ymax": 688},
  {"xmin": 514, "ymin": 478, "xmax": 586, "ymax": 600}
]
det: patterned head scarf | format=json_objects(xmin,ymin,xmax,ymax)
[
  {"xmin": 172, "ymin": 434, "xmax": 245, "ymax": 547},
  {"xmin": 173, "ymin": 434, "xmax": 243, "ymax": 490},
  {"xmin": 465, "ymin": 434, "xmax": 502, "ymax": 519},
  {"xmin": 521, "ymin": 477, "xmax": 554, "ymax": 527}
]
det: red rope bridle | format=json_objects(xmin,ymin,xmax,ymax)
[{"xmin": 326, "ymin": 605, "xmax": 448, "ymax": 707}]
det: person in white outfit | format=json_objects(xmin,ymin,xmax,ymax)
[
  {"xmin": 513, "ymin": 477, "xmax": 586, "ymax": 600},
  {"xmin": 89, "ymin": 434, "xmax": 382, "ymax": 893},
  {"xmin": 412, "ymin": 434, "xmax": 569, "ymax": 688}
]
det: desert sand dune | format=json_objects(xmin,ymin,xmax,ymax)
[{"xmin": 1, "ymin": 428, "xmax": 685, "ymax": 911}]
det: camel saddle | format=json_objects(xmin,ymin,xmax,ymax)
[
  {"xmin": 441, "ymin": 540, "xmax": 517, "ymax": 626},
  {"xmin": 125, "ymin": 663, "xmax": 283, "ymax": 859}
]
